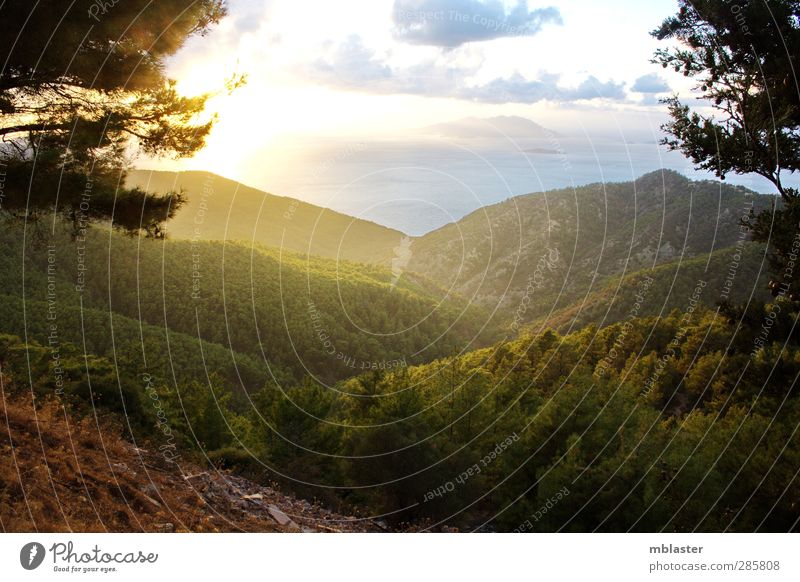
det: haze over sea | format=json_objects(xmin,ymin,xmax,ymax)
[{"xmin": 251, "ymin": 136, "xmax": 793, "ymax": 236}]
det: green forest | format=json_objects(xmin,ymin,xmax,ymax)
[
  {"xmin": 2, "ymin": 168, "xmax": 798, "ymax": 531},
  {"xmin": 3, "ymin": 280, "xmax": 799, "ymax": 531},
  {"xmin": 2, "ymin": 0, "xmax": 799, "ymax": 537}
]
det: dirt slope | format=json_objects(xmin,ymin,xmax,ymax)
[{"xmin": 0, "ymin": 393, "xmax": 384, "ymax": 533}]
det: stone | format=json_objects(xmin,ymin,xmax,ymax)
[
  {"xmin": 183, "ymin": 472, "xmax": 208, "ymax": 481},
  {"xmin": 142, "ymin": 482, "xmax": 159, "ymax": 497},
  {"xmin": 141, "ymin": 494, "xmax": 161, "ymax": 508},
  {"xmin": 268, "ymin": 505, "xmax": 292, "ymax": 526}
]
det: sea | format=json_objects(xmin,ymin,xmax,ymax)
[{"xmin": 253, "ymin": 136, "xmax": 792, "ymax": 236}]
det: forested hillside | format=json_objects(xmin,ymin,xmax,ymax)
[
  {"xmin": 127, "ymin": 169, "xmax": 773, "ymax": 335},
  {"xmin": 1, "ymin": 170, "xmax": 795, "ymax": 533},
  {"xmin": 536, "ymin": 243, "xmax": 771, "ymax": 334},
  {"xmin": 0, "ymin": 218, "xmax": 495, "ymax": 387},
  {"xmin": 408, "ymin": 170, "xmax": 774, "ymax": 329},
  {"xmin": 4, "ymin": 0, "xmax": 798, "ymax": 547},
  {"xmin": 127, "ymin": 169, "xmax": 404, "ymax": 265},
  {"xmin": 6, "ymin": 302, "xmax": 795, "ymax": 532}
]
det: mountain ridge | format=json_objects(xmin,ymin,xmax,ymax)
[
  {"xmin": 127, "ymin": 169, "xmax": 406, "ymax": 265},
  {"xmin": 405, "ymin": 169, "xmax": 775, "ymax": 329}
]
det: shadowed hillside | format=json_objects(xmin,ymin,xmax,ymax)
[
  {"xmin": 408, "ymin": 170, "xmax": 775, "ymax": 329},
  {"xmin": 0, "ymin": 219, "xmax": 495, "ymax": 387},
  {"xmin": 127, "ymin": 169, "xmax": 405, "ymax": 265}
]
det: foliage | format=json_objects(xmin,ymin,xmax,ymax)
[
  {"xmin": 408, "ymin": 170, "xmax": 772, "ymax": 329},
  {"xmin": 652, "ymin": 0, "xmax": 800, "ymax": 199},
  {"xmin": 0, "ymin": 219, "xmax": 494, "ymax": 387},
  {"xmin": 652, "ymin": 1, "xmax": 800, "ymax": 290},
  {"xmin": 1, "ymin": 177, "xmax": 797, "ymax": 532},
  {"xmin": 238, "ymin": 305, "xmax": 800, "ymax": 531},
  {"xmin": 0, "ymin": 1, "xmax": 234, "ymax": 234},
  {"xmin": 126, "ymin": 170, "xmax": 408, "ymax": 265}
]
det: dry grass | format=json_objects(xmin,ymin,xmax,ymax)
[{"xmin": 0, "ymin": 390, "xmax": 282, "ymax": 532}]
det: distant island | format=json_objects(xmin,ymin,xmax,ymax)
[
  {"xmin": 421, "ymin": 115, "xmax": 561, "ymax": 139},
  {"xmin": 524, "ymin": 147, "xmax": 561, "ymax": 154}
]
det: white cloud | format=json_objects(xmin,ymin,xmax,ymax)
[
  {"xmin": 391, "ymin": 0, "xmax": 562, "ymax": 47},
  {"xmin": 632, "ymin": 73, "xmax": 671, "ymax": 93},
  {"xmin": 309, "ymin": 35, "xmax": 626, "ymax": 104}
]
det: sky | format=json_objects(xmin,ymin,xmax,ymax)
[{"xmin": 152, "ymin": 0, "xmax": 692, "ymax": 182}]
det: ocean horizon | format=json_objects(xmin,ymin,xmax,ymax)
[{"xmin": 248, "ymin": 136, "xmax": 791, "ymax": 236}]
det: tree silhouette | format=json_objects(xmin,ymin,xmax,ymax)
[
  {"xmin": 653, "ymin": 0, "xmax": 799, "ymax": 199},
  {"xmin": 653, "ymin": 1, "xmax": 800, "ymax": 290},
  {"xmin": 0, "ymin": 0, "xmax": 236, "ymax": 235}
]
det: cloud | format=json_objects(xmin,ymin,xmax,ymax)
[
  {"xmin": 391, "ymin": 0, "xmax": 562, "ymax": 47},
  {"xmin": 312, "ymin": 36, "xmax": 394, "ymax": 86},
  {"xmin": 309, "ymin": 36, "xmax": 463, "ymax": 96},
  {"xmin": 567, "ymin": 76, "xmax": 627, "ymax": 101},
  {"xmin": 632, "ymin": 73, "xmax": 670, "ymax": 93},
  {"xmin": 308, "ymin": 37, "xmax": 626, "ymax": 104},
  {"xmin": 459, "ymin": 73, "xmax": 626, "ymax": 103},
  {"xmin": 227, "ymin": 0, "xmax": 275, "ymax": 34}
]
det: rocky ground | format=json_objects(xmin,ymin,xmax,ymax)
[{"xmin": 0, "ymin": 394, "xmax": 386, "ymax": 533}]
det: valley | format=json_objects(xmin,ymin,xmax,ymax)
[{"xmin": 2, "ymin": 169, "xmax": 796, "ymax": 532}]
